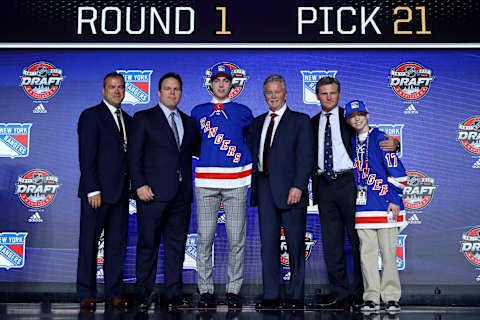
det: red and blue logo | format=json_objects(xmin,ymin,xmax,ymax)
[
  {"xmin": 0, "ymin": 123, "xmax": 32, "ymax": 158},
  {"xmin": 117, "ymin": 70, "xmax": 153, "ymax": 105},
  {"xmin": 0, "ymin": 232, "xmax": 28, "ymax": 270}
]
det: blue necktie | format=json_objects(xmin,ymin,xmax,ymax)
[{"xmin": 324, "ymin": 113, "xmax": 334, "ymax": 181}]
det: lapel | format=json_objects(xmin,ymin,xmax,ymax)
[
  {"xmin": 255, "ymin": 113, "xmax": 268, "ymax": 159},
  {"xmin": 178, "ymin": 109, "xmax": 189, "ymax": 150},
  {"xmin": 99, "ymin": 102, "xmax": 123, "ymax": 145},
  {"xmin": 270, "ymin": 107, "xmax": 290, "ymax": 151}
]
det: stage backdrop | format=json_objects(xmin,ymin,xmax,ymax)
[{"xmin": 1, "ymin": 50, "xmax": 480, "ymax": 287}]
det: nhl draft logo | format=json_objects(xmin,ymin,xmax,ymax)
[
  {"xmin": 280, "ymin": 228, "xmax": 316, "ymax": 266},
  {"xmin": 96, "ymin": 230, "xmax": 105, "ymax": 280},
  {"xmin": 403, "ymin": 170, "xmax": 437, "ymax": 210},
  {"xmin": 0, "ymin": 123, "xmax": 32, "ymax": 158},
  {"xmin": 300, "ymin": 70, "xmax": 337, "ymax": 105},
  {"xmin": 15, "ymin": 169, "xmax": 61, "ymax": 209},
  {"xmin": 370, "ymin": 124, "xmax": 404, "ymax": 158},
  {"xmin": 203, "ymin": 62, "xmax": 248, "ymax": 99},
  {"xmin": 457, "ymin": 116, "xmax": 480, "ymax": 155},
  {"xmin": 20, "ymin": 62, "xmax": 65, "ymax": 100},
  {"xmin": 117, "ymin": 70, "xmax": 152, "ymax": 105},
  {"xmin": 388, "ymin": 62, "xmax": 434, "ymax": 100},
  {"xmin": 0, "ymin": 232, "xmax": 28, "ymax": 270},
  {"xmin": 460, "ymin": 226, "xmax": 480, "ymax": 267}
]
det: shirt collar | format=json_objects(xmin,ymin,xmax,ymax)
[
  {"xmin": 321, "ymin": 105, "xmax": 339, "ymax": 117},
  {"xmin": 103, "ymin": 99, "xmax": 121, "ymax": 115},
  {"xmin": 211, "ymin": 97, "xmax": 231, "ymax": 104},
  {"xmin": 268, "ymin": 103, "xmax": 287, "ymax": 117},
  {"xmin": 159, "ymin": 103, "xmax": 179, "ymax": 117}
]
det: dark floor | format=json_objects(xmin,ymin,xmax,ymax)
[{"xmin": 1, "ymin": 303, "xmax": 480, "ymax": 320}]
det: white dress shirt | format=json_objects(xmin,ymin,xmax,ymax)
[
  {"xmin": 317, "ymin": 106, "xmax": 353, "ymax": 173},
  {"xmin": 258, "ymin": 103, "xmax": 287, "ymax": 172}
]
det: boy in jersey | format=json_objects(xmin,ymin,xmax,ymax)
[
  {"xmin": 344, "ymin": 100, "xmax": 408, "ymax": 313},
  {"xmin": 191, "ymin": 64, "xmax": 253, "ymax": 309}
]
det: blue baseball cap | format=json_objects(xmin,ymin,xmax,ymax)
[
  {"xmin": 344, "ymin": 100, "xmax": 369, "ymax": 118},
  {"xmin": 210, "ymin": 64, "xmax": 232, "ymax": 80}
]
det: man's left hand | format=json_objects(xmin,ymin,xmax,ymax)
[
  {"xmin": 287, "ymin": 187, "xmax": 302, "ymax": 205},
  {"xmin": 379, "ymin": 134, "xmax": 399, "ymax": 152}
]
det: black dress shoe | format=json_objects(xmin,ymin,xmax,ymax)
[
  {"xmin": 284, "ymin": 300, "xmax": 305, "ymax": 310},
  {"xmin": 226, "ymin": 293, "xmax": 242, "ymax": 309},
  {"xmin": 351, "ymin": 296, "xmax": 364, "ymax": 312},
  {"xmin": 255, "ymin": 299, "xmax": 281, "ymax": 310},
  {"xmin": 315, "ymin": 294, "xmax": 336, "ymax": 307},
  {"xmin": 136, "ymin": 297, "xmax": 149, "ymax": 311},
  {"xmin": 167, "ymin": 296, "xmax": 191, "ymax": 310},
  {"xmin": 198, "ymin": 293, "xmax": 216, "ymax": 309}
]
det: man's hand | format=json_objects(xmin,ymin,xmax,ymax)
[
  {"xmin": 137, "ymin": 185, "xmax": 155, "ymax": 202},
  {"xmin": 387, "ymin": 202, "xmax": 400, "ymax": 220},
  {"xmin": 287, "ymin": 187, "xmax": 302, "ymax": 206},
  {"xmin": 88, "ymin": 193, "xmax": 102, "ymax": 209},
  {"xmin": 379, "ymin": 134, "xmax": 399, "ymax": 152}
]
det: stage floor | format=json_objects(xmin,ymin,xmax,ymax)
[{"xmin": 1, "ymin": 303, "xmax": 480, "ymax": 320}]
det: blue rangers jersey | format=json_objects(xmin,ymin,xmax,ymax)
[
  {"xmin": 352, "ymin": 128, "xmax": 408, "ymax": 229},
  {"xmin": 191, "ymin": 100, "xmax": 253, "ymax": 188}
]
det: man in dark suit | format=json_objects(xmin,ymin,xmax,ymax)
[
  {"xmin": 311, "ymin": 76, "xmax": 399, "ymax": 310},
  {"xmin": 247, "ymin": 74, "xmax": 314, "ymax": 309},
  {"xmin": 128, "ymin": 73, "xmax": 201, "ymax": 310},
  {"xmin": 77, "ymin": 72, "xmax": 132, "ymax": 310}
]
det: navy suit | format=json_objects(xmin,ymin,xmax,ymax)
[
  {"xmin": 128, "ymin": 105, "xmax": 200, "ymax": 301},
  {"xmin": 311, "ymin": 107, "xmax": 363, "ymax": 304},
  {"xmin": 77, "ymin": 102, "xmax": 132, "ymax": 300},
  {"xmin": 247, "ymin": 107, "xmax": 314, "ymax": 302}
]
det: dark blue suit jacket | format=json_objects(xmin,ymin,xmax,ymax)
[
  {"xmin": 247, "ymin": 107, "xmax": 314, "ymax": 210},
  {"xmin": 77, "ymin": 102, "xmax": 132, "ymax": 204},
  {"xmin": 128, "ymin": 105, "xmax": 200, "ymax": 203}
]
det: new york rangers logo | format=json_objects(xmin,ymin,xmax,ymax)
[
  {"xmin": 117, "ymin": 70, "xmax": 152, "ymax": 105},
  {"xmin": 183, "ymin": 233, "xmax": 208, "ymax": 270},
  {"xmin": 300, "ymin": 70, "xmax": 337, "ymax": 105},
  {"xmin": 20, "ymin": 62, "xmax": 65, "ymax": 100},
  {"xmin": 370, "ymin": 124, "xmax": 404, "ymax": 158},
  {"xmin": 203, "ymin": 62, "xmax": 248, "ymax": 99},
  {"xmin": 378, "ymin": 234, "xmax": 406, "ymax": 270},
  {"xmin": 0, "ymin": 123, "xmax": 32, "ymax": 158},
  {"xmin": 0, "ymin": 232, "xmax": 28, "ymax": 270},
  {"xmin": 129, "ymin": 199, "xmax": 137, "ymax": 215}
]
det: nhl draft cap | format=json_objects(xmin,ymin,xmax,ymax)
[
  {"xmin": 344, "ymin": 100, "xmax": 369, "ymax": 118},
  {"xmin": 211, "ymin": 64, "xmax": 232, "ymax": 80}
]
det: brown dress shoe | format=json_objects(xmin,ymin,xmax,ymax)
[
  {"xmin": 80, "ymin": 298, "xmax": 96, "ymax": 309},
  {"xmin": 106, "ymin": 297, "xmax": 131, "ymax": 308}
]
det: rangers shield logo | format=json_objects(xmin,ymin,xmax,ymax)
[
  {"xmin": 20, "ymin": 62, "xmax": 65, "ymax": 100},
  {"xmin": 129, "ymin": 199, "xmax": 137, "ymax": 215},
  {"xmin": 0, "ymin": 232, "xmax": 28, "ymax": 270},
  {"xmin": 300, "ymin": 70, "xmax": 337, "ymax": 105},
  {"xmin": 203, "ymin": 62, "xmax": 248, "ymax": 99},
  {"xmin": 403, "ymin": 170, "xmax": 437, "ymax": 210},
  {"xmin": 370, "ymin": 124, "xmax": 404, "ymax": 158},
  {"xmin": 0, "ymin": 123, "xmax": 32, "ymax": 158},
  {"xmin": 117, "ymin": 70, "xmax": 152, "ymax": 105},
  {"xmin": 377, "ymin": 234, "xmax": 406, "ymax": 271},
  {"xmin": 183, "ymin": 233, "xmax": 213, "ymax": 270},
  {"xmin": 388, "ymin": 62, "xmax": 434, "ymax": 100}
]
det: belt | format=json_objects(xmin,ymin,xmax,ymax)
[{"xmin": 317, "ymin": 169, "xmax": 353, "ymax": 181}]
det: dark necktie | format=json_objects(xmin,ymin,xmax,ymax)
[
  {"xmin": 115, "ymin": 109, "xmax": 126, "ymax": 151},
  {"xmin": 170, "ymin": 112, "xmax": 180, "ymax": 149},
  {"xmin": 262, "ymin": 113, "xmax": 277, "ymax": 175},
  {"xmin": 324, "ymin": 113, "xmax": 334, "ymax": 181}
]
